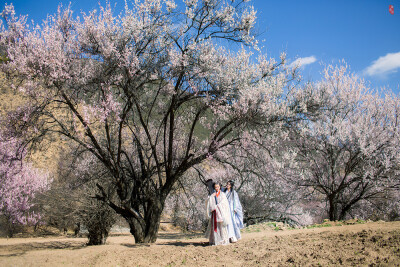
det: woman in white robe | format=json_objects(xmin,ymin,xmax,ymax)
[
  {"xmin": 205, "ymin": 182, "xmax": 231, "ymax": 246},
  {"xmin": 224, "ymin": 180, "xmax": 244, "ymax": 242}
]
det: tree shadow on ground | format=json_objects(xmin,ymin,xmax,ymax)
[
  {"xmin": 162, "ymin": 241, "xmax": 209, "ymax": 247},
  {"xmin": 0, "ymin": 240, "xmax": 87, "ymax": 257},
  {"xmin": 120, "ymin": 240, "xmax": 208, "ymax": 248},
  {"xmin": 157, "ymin": 232, "xmax": 207, "ymax": 247},
  {"xmin": 120, "ymin": 243, "xmax": 151, "ymax": 248},
  {"xmin": 157, "ymin": 232, "xmax": 203, "ymax": 240},
  {"xmin": 120, "ymin": 232, "xmax": 208, "ymax": 248}
]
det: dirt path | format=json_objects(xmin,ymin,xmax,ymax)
[{"xmin": 0, "ymin": 221, "xmax": 399, "ymax": 266}]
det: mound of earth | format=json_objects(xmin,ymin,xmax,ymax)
[{"xmin": 0, "ymin": 221, "xmax": 399, "ymax": 266}]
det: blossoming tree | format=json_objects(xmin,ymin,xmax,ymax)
[
  {"xmin": 286, "ymin": 65, "xmax": 400, "ymax": 221},
  {"xmin": 0, "ymin": 136, "xmax": 51, "ymax": 236},
  {"xmin": 0, "ymin": 0, "xmax": 299, "ymax": 242}
]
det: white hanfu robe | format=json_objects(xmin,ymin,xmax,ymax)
[
  {"xmin": 205, "ymin": 191, "xmax": 231, "ymax": 246},
  {"xmin": 225, "ymin": 190, "xmax": 244, "ymax": 241}
]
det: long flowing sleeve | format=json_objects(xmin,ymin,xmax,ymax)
[
  {"xmin": 207, "ymin": 195, "xmax": 216, "ymax": 218},
  {"xmin": 233, "ymin": 191, "xmax": 244, "ymax": 228},
  {"xmin": 217, "ymin": 192, "xmax": 231, "ymax": 226}
]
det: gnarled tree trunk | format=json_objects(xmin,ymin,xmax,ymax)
[
  {"xmin": 328, "ymin": 196, "xmax": 338, "ymax": 221},
  {"xmin": 81, "ymin": 197, "xmax": 116, "ymax": 246},
  {"xmin": 87, "ymin": 226, "xmax": 110, "ymax": 245},
  {"xmin": 120, "ymin": 198, "xmax": 164, "ymax": 243}
]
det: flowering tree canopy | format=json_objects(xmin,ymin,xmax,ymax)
[
  {"xmin": 286, "ymin": 65, "xmax": 400, "ymax": 221},
  {"xmin": 0, "ymin": 136, "xmax": 50, "ymax": 235},
  {"xmin": 0, "ymin": 0, "xmax": 299, "ymax": 242}
]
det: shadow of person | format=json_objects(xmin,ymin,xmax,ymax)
[
  {"xmin": 163, "ymin": 241, "xmax": 208, "ymax": 247},
  {"xmin": 120, "ymin": 240, "xmax": 208, "ymax": 248}
]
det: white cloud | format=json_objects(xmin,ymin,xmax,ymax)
[
  {"xmin": 289, "ymin": 56, "xmax": 317, "ymax": 68},
  {"xmin": 364, "ymin": 52, "xmax": 400, "ymax": 77}
]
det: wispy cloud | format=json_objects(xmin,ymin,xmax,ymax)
[
  {"xmin": 364, "ymin": 52, "xmax": 400, "ymax": 77},
  {"xmin": 289, "ymin": 56, "xmax": 317, "ymax": 68}
]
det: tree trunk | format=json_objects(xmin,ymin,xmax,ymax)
[
  {"xmin": 338, "ymin": 211, "xmax": 346, "ymax": 221},
  {"xmin": 87, "ymin": 226, "xmax": 109, "ymax": 245},
  {"xmin": 6, "ymin": 224, "xmax": 15, "ymax": 238},
  {"xmin": 339, "ymin": 203, "xmax": 353, "ymax": 221},
  {"xmin": 82, "ymin": 202, "xmax": 115, "ymax": 245},
  {"xmin": 328, "ymin": 197, "xmax": 338, "ymax": 221},
  {"xmin": 74, "ymin": 222, "xmax": 81, "ymax": 236},
  {"xmin": 123, "ymin": 200, "xmax": 163, "ymax": 243},
  {"xmin": 4, "ymin": 216, "xmax": 18, "ymax": 238},
  {"xmin": 125, "ymin": 216, "xmax": 146, "ymax": 243}
]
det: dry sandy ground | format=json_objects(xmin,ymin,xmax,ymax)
[{"xmin": 0, "ymin": 221, "xmax": 399, "ymax": 266}]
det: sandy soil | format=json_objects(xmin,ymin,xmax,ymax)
[{"xmin": 0, "ymin": 221, "xmax": 399, "ymax": 266}]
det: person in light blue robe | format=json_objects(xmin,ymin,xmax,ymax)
[{"xmin": 224, "ymin": 180, "xmax": 244, "ymax": 242}]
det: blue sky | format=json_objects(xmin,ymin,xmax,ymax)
[
  {"xmin": 253, "ymin": 0, "xmax": 400, "ymax": 93},
  {"xmin": 3, "ymin": 0, "xmax": 400, "ymax": 93}
]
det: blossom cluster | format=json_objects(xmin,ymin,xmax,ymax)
[{"xmin": 0, "ymin": 136, "xmax": 51, "ymax": 225}]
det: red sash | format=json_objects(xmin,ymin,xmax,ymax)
[
  {"xmin": 212, "ymin": 190, "xmax": 220, "ymax": 232},
  {"xmin": 212, "ymin": 210, "xmax": 217, "ymax": 232}
]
